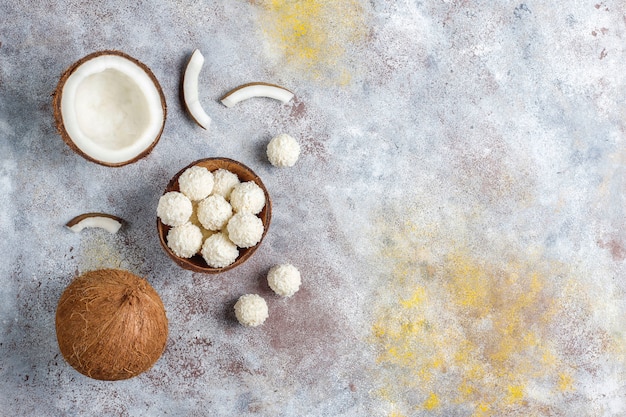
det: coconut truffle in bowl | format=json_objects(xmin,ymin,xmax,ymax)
[
  {"xmin": 178, "ymin": 165, "xmax": 214, "ymax": 201},
  {"xmin": 226, "ymin": 212, "xmax": 264, "ymax": 248},
  {"xmin": 201, "ymin": 232, "xmax": 239, "ymax": 268},
  {"xmin": 212, "ymin": 168, "xmax": 240, "ymax": 200},
  {"xmin": 157, "ymin": 191, "xmax": 193, "ymax": 227},
  {"xmin": 197, "ymin": 195, "xmax": 233, "ymax": 231},
  {"xmin": 167, "ymin": 223, "xmax": 203, "ymax": 258},
  {"xmin": 230, "ymin": 181, "xmax": 266, "ymax": 214}
]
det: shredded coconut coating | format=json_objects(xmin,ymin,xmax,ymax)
[
  {"xmin": 157, "ymin": 191, "xmax": 193, "ymax": 227},
  {"xmin": 178, "ymin": 166, "xmax": 214, "ymax": 201},
  {"xmin": 197, "ymin": 195, "xmax": 233, "ymax": 231},
  {"xmin": 234, "ymin": 294, "xmax": 268, "ymax": 327},
  {"xmin": 212, "ymin": 169, "xmax": 240, "ymax": 200},
  {"xmin": 201, "ymin": 232, "xmax": 239, "ymax": 268},
  {"xmin": 267, "ymin": 133, "xmax": 300, "ymax": 167},
  {"xmin": 226, "ymin": 212, "xmax": 264, "ymax": 248},
  {"xmin": 230, "ymin": 181, "xmax": 266, "ymax": 214},
  {"xmin": 267, "ymin": 264, "xmax": 301, "ymax": 297},
  {"xmin": 167, "ymin": 223, "xmax": 203, "ymax": 258}
]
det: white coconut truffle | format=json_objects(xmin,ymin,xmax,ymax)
[
  {"xmin": 178, "ymin": 166, "xmax": 214, "ymax": 201},
  {"xmin": 201, "ymin": 232, "xmax": 239, "ymax": 268},
  {"xmin": 167, "ymin": 223, "xmax": 203, "ymax": 258},
  {"xmin": 157, "ymin": 191, "xmax": 193, "ymax": 227},
  {"xmin": 230, "ymin": 181, "xmax": 265, "ymax": 214},
  {"xmin": 234, "ymin": 294, "xmax": 268, "ymax": 327},
  {"xmin": 212, "ymin": 168, "xmax": 240, "ymax": 200},
  {"xmin": 226, "ymin": 212, "xmax": 264, "ymax": 248},
  {"xmin": 267, "ymin": 133, "xmax": 300, "ymax": 167},
  {"xmin": 197, "ymin": 195, "xmax": 233, "ymax": 231},
  {"xmin": 267, "ymin": 264, "xmax": 301, "ymax": 297}
]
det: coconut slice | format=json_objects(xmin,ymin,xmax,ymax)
[
  {"xmin": 53, "ymin": 51, "xmax": 167, "ymax": 167},
  {"xmin": 220, "ymin": 82, "xmax": 294, "ymax": 108},
  {"xmin": 66, "ymin": 213, "xmax": 124, "ymax": 234},
  {"xmin": 182, "ymin": 49, "xmax": 212, "ymax": 130}
]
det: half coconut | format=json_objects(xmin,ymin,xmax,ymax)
[{"xmin": 53, "ymin": 51, "xmax": 167, "ymax": 167}]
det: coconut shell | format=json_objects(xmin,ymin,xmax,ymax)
[
  {"xmin": 157, "ymin": 158, "xmax": 272, "ymax": 274},
  {"xmin": 52, "ymin": 50, "xmax": 167, "ymax": 167},
  {"xmin": 55, "ymin": 269, "xmax": 168, "ymax": 381}
]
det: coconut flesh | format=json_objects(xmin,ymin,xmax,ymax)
[
  {"xmin": 220, "ymin": 82, "xmax": 294, "ymax": 108},
  {"xmin": 53, "ymin": 51, "xmax": 166, "ymax": 166},
  {"xmin": 65, "ymin": 212, "xmax": 124, "ymax": 234},
  {"xmin": 182, "ymin": 49, "xmax": 212, "ymax": 130},
  {"xmin": 55, "ymin": 269, "xmax": 168, "ymax": 381}
]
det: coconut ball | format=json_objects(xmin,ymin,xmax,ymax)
[
  {"xmin": 234, "ymin": 294, "xmax": 268, "ymax": 327},
  {"xmin": 230, "ymin": 181, "xmax": 265, "ymax": 214},
  {"xmin": 201, "ymin": 232, "xmax": 239, "ymax": 268},
  {"xmin": 226, "ymin": 212, "xmax": 264, "ymax": 248},
  {"xmin": 157, "ymin": 191, "xmax": 193, "ymax": 227},
  {"xmin": 212, "ymin": 169, "xmax": 240, "ymax": 200},
  {"xmin": 267, "ymin": 133, "xmax": 300, "ymax": 167},
  {"xmin": 196, "ymin": 195, "xmax": 233, "ymax": 231},
  {"xmin": 167, "ymin": 223, "xmax": 203, "ymax": 258},
  {"xmin": 267, "ymin": 264, "xmax": 301, "ymax": 297},
  {"xmin": 178, "ymin": 166, "xmax": 214, "ymax": 201}
]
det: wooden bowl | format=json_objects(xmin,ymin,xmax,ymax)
[{"xmin": 157, "ymin": 158, "xmax": 271, "ymax": 273}]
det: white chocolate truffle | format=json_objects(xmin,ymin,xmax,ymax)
[
  {"xmin": 201, "ymin": 232, "xmax": 239, "ymax": 268},
  {"xmin": 197, "ymin": 195, "xmax": 233, "ymax": 231},
  {"xmin": 212, "ymin": 169, "xmax": 240, "ymax": 200},
  {"xmin": 157, "ymin": 191, "xmax": 193, "ymax": 227},
  {"xmin": 234, "ymin": 294, "xmax": 268, "ymax": 327},
  {"xmin": 167, "ymin": 223, "xmax": 203, "ymax": 258},
  {"xmin": 267, "ymin": 264, "xmax": 301, "ymax": 297},
  {"xmin": 230, "ymin": 181, "xmax": 265, "ymax": 214},
  {"xmin": 267, "ymin": 133, "xmax": 300, "ymax": 167},
  {"xmin": 226, "ymin": 212, "xmax": 264, "ymax": 248},
  {"xmin": 178, "ymin": 166, "xmax": 214, "ymax": 201}
]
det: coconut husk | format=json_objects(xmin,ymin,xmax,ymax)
[{"xmin": 55, "ymin": 269, "xmax": 168, "ymax": 380}]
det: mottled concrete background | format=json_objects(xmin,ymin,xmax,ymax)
[{"xmin": 1, "ymin": 1, "xmax": 625, "ymax": 416}]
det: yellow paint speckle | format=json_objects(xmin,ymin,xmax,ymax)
[
  {"xmin": 254, "ymin": 0, "xmax": 367, "ymax": 83},
  {"xmin": 400, "ymin": 287, "xmax": 426, "ymax": 308},
  {"xmin": 558, "ymin": 372, "xmax": 574, "ymax": 392},
  {"xmin": 506, "ymin": 385, "xmax": 524, "ymax": 404},
  {"xmin": 369, "ymin": 218, "xmax": 590, "ymax": 415},
  {"xmin": 423, "ymin": 392, "xmax": 440, "ymax": 410}
]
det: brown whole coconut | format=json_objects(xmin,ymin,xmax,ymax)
[{"xmin": 55, "ymin": 269, "xmax": 168, "ymax": 381}]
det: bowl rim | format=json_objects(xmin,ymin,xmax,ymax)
[{"xmin": 157, "ymin": 157, "xmax": 272, "ymax": 273}]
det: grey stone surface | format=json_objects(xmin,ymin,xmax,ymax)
[{"xmin": 1, "ymin": 1, "xmax": 625, "ymax": 416}]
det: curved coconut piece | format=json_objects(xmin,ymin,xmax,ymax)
[
  {"xmin": 182, "ymin": 49, "xmax": 212, "ymax": 129},
  {"xmin": 52, "ymin": 50, "xmax": 167, "ymax": 167},
  {"xmin": 56, "ymin": 269, "xmax": 168, "ymax": 380},
  {"xmin": 66, "ymin": 213, "xmax": 124, "ymax": 234},
  {"xmin": 220, "ymin": 82, "xmax": 294, "ymax": 108}
]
